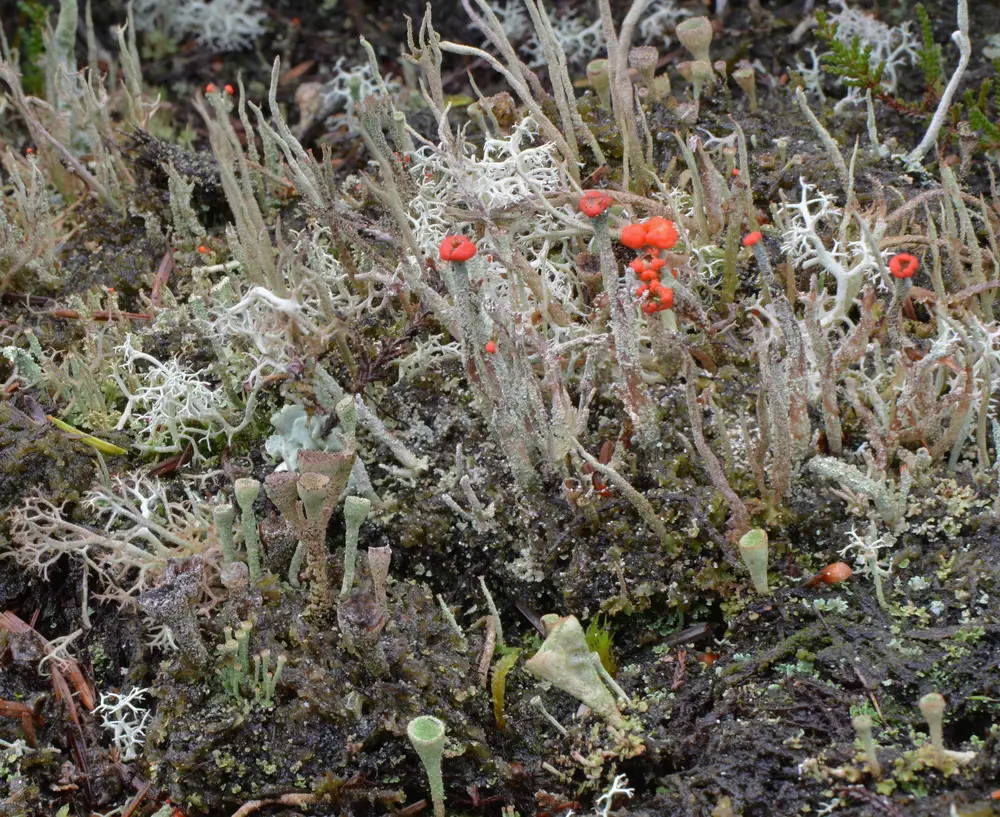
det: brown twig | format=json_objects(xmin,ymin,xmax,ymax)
[
  {"xmin": 0, "ymin": 64, "xmax": 115, "ymax": 207},
  {"xmin": 478, "ymin": 615, "xmax": 497, "ymax": 688},
  {"xmin": 230, "ymin": 793, "xmax": 317, "ymax": 817},
  {"xmin": 0, "ymin": 699, "xmax": 40, "ymax": 747},
  {"xmin": 151, "ymin": 248, "xmax": 176, "ymax": 308}
]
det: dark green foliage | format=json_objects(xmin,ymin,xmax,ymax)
[
  {"xmin": 13, "ymin": 0, "xmax": 47, "ymax": 96},
  {"xmin": 963, "ymin": 80, "xmax": 993, "ymax": 116},
  {"xmin": 585, "ymin": 613, "xmax": 617, "ymax": 675},
  {"xmin": 995, "ymin": 58, "xmax": 1000, "ymax": 115},
  {"xmin": 915, "ymin": 4, "xmax": 943, "ymax": 93},
  {"xmin": 966, "ymin": 63, "xmax": 1000, "ymax": 154},
  {"xmin": 968, "ymin": 105, "xmax": 1000, "ymax": 152},
  {"xmin": 815, "ymin": 10, "xmax": 885, "ymax": 92}
]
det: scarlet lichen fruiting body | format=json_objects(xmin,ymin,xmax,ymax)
[
  {"xmin": 889, "ymin": 253, "xmax": 918, "ymax": 279},
  {"xmin": 620, "ymin": 223, "xmax": 646, "ymax": 249},
  {"xmin": 439, "ymin": 235, "xmax": 476, "ymax": 262},
  {"xmin": 618, "ymin": 217, "xmax": 679, "ymax": 321},
  {"xmin": 645, "ymin": 222, "xmax": 678, "ymax": 250},
  {"xmin": 438, "ymin": 235, "xmax": 484, "ymax": 385},
  {"xmin": 886, "ymin": 253, "xmax": 918, "ymax": 349},
  {"xmin": 579, "ymin": 190, "xmax": 613, "ymax": 218}
]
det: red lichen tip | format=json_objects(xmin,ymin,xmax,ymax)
[
  {"xmin": 485, "ymin": 341, "xmax": 496, "ymax": 354},
  {"xmin": 620, "ymin": 217, "xmax": 678, "ymax": 250},
  {"xmin": 224, "ymin": 83, "xmax": 235, "ymax": 95},
  {"xmin": 197, "ymin": 244, "xmax": 209, "ymax": 254},
  {"xmin": 644, "ymin": 216, "xmax": 671, "ymax": 231},
  {"xmin": 743, "ymin": 231, "xmax": 763, "ymax": 247},
  {"xmin": 439, "ymin": 235, "xmax": 477, "ymax": 262},
  {"xmin": 645, "ymin": 221, "xmax": 678, "ymax": 250},
  {"xmin": 205, "ymin": 83, "xmax": 216, "ymax": 94},
  {"xmin": 889, "ymin": 252, "xmax": 918, "ymax": 279},
  {"xmin": 579, "ymin": 190, "xmax": 613, "ymax": 218},
  {"xmin": 620, "ymin": 223, "xmax": 647, "ymax": 250}
]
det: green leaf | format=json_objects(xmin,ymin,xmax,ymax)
[
  {"xmin": 969, "ymin": 105, "xmax": 1000, "ymax": 146},
  {"xmin": 48, "ymin": 415, "xmax": 128, "ymax": 455}
]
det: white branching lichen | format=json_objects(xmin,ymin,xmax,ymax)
[{"xmin": 95, "ymin": 687, "xmax": 152, "ymax": 761}]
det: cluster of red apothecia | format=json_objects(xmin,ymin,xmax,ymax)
[
  {"xmin": 620, "ymin": 217, "xmax": 678, "ymax": 314},
  {"xmin": 439, "ymin": 192, "xmax": 924, "ymax": 359},
  {"xmin": 578, "ymin": 191, "xmax": 679, "ymax": 315}
]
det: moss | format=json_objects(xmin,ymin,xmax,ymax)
[{"xmin": 0, "ymin": 403, "xmax": 97, "ymax": 515}]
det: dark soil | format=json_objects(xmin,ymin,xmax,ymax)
[{"xmin": 1, "ymin": 1, "xmax": 998, "ymax": 816}]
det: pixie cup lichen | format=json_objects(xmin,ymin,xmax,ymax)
[{"xmin": 407, "ymin": 715, "xmax": 447, "ymax": 817}]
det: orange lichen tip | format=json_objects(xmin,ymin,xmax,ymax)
[
  {"xmin": 645, "ymin": 221, "xmax": 678, "ymax": 250},
  {"xmin": 743, "ymin": 231, "xmax": 763, "ymax": 247},
  {"xmin": 439, "ymin": 235, "xmax": 477, "ymax": 262},
  {"xmin": 620, "ymin": 223, "xmax": 647, "ymax": 250},
  {"xmin": 808, "ymin": 561, "xmax": 853, "ymax": 587},
  {"xmin": 197, "ymin": 244, "xmax": 209, "ymax": 254},
  {"xmin": 889, "ymin": 253, "xmax": 918, "ymax": 279},
  {"xmin": 579, "ymin": 190, "xmax": 613, "ymax": 218}
]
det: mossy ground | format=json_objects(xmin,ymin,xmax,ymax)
[{"xmin": 2, "ymin": 1, "xmax": 999, "ymax": 815}]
